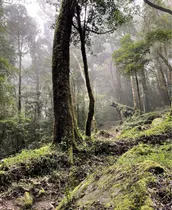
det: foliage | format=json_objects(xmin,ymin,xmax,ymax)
[
  {"xmin": 72, "ymin": 0, "xmax": 131, "ymax": 45},
  {"xmin": 0, "ymin": 3, "xmax": 16, "ymax": 119},
  {"xmin": 0, "ymin": 117, "xmax": 52, "ymax": 159},
  {"xmin": 0, "ymin": 58, "xmax": 16, "ymax": 119},
  {"xmin": 6, "ymin": 3, "xmax": 37, "ymax": 49},
  {"xmin": 113, "ymin": 34, "xmax": 150, "ymax": 75},
  {"xmin": 146, "ymin": 29, "xmax": 172, "ymax": 44}
]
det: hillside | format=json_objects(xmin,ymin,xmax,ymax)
[{"xmin": 0, "ymin": 111, "xmax": 172, "ymax": 210}]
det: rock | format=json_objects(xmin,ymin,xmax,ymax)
[{"xmin": 151, "ymin": 118, "xmax": 163, "ymax": 126}]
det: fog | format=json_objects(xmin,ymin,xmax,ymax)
[{"xmin": 0, "ymin": 0, "xmax": 172, "ymax": 148}]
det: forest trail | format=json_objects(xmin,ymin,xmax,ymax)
[{"xmin": 0, "ymin": 110, "xmax": 172, "ymax": 210}]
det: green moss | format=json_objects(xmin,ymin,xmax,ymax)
[
  {"xmin": 17, "ymin": 192, "xmax": 33, "ymax": 209},
  {"xmin": 118, "ymin": 113, "xmax": 172, "ymax": 140},
  {"xmin": 56, "ymin": 143, "xmax": 172, "ymax": 209},
  {"xmin": 0, "ymin": 144, "xmax": 53, "ymax": 169},
  {"xmin": 0, "ymin": 170, "xmax": 5, "ymax": 175},
  {"xmin": 24, "ymin": 192, "xmax": 33, "ymax": 208},
  {"xmin": 151, "ymin": 118, "xmax": 163, "ymax": 126},
  {"xmin": 38, "ymin": 188, "xmax": 46, "ymax": 197},
  {"xmin": 56, "ymin": 174, "xmax": 95, "ymax": 210}
]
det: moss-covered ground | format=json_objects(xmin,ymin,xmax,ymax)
[
  {"xmin": 56, "ymin": 143, "xmax": 172, "ymax": 210},
  {"xmin": 0, "ymin": 110, "xmax": 172, "ymax": 210},
  {"xmin": 117, "ymin": 111, "xmax": 172, "ymax": 140}
]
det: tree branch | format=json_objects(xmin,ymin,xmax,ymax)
[
  {"xmin": 143, "ymin": 0, "xmax": 172, "ymax": 15},
  {"xmin": 72, "ymin": 21, "xmax": 79, "ymax": 31},
  {"xmin": 86, "ymin": 28, "xmax": 116, "ymax": 35}
]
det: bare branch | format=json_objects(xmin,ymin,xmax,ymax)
[
  {"xmin": 86, "ymin": 28, "xmax": 116, "ymax": 35},
  {"xmin": 72, "ymin": 21, "xmax": 79, "ymax": 30},
  {"xmin": 143, "ymin": 0, "xmax": 172, "ymax": 15}
]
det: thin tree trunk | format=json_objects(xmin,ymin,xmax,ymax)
[
  {"xmin": 72, "ymin": 52, "xmax": 86, "ymax": 84},
  {"xmin": 35, "ymin": 60, "xmax": 41, "ymax": 123},
  {"xmin": 76, "ymin": 5, "xmax": 95, "ymax": 137},
  {"xmin": 130, "ymin": 76, "xmax": 137, "ymax": 110},
  {"xmin": 159, "ymin": 52, "xmax": 172, "ymax": 72},
  {"xmin": 158, "ymin": 59, "xmax": 171, "ymax": 106},
  {"xmin": 134, "ymin": 72, "xmax": 142, "ymax": 112},
  {"xmin": 18, "ymin": 53, "xmax": 22, "ymax": 113},
  {"xmin": 52, "ymin": 0, "xmax": 78, "ymax": 150},
  {"xmin": 159, "ymin": 52, "xmax": 172, "ymax": 105},
  {"xmin": 140, "ymin": 69, "xmax": 150, "ymax": 113}
]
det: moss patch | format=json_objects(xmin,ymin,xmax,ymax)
[
  {"xmin": 0, "ymin": 144, "xmax": 53, "ymax": 169},
  {"xmin": 0, "ymin": 145, "xmax": 70, "ymax": 192},
  {"xmin": 118, "ymin": 112, "xmax": 172, "ymax": 140},
  {"xmin": 56, "ymin": 143, "xmax": 172, "ymax": 209}
]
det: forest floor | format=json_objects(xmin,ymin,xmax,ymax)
[{"xmin": 0, "ymin": 110, "xmax": 172, "ymax": 210}]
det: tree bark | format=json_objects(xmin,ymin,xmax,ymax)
[
  {"xmin": 52, "ymin": 0, "xmax": 78, "ymax": 148},
  {"xmin": 76, "ymin": 4, "xmax": 95, "ymax": 137}
]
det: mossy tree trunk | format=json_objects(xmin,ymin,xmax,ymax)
[
  {"xmin": 52, "ymin": 0, "xmax": 78, "ymax": 149},
  {"xmin": 76, "ymin": 4, "xmax": 95, "ymax": 137}
]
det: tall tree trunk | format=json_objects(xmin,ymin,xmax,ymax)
[
  {"xmin": 157, "ymin": 58, "xmax": 171, "ymax": 106},
  {"xmin": 76, "ymin": 5, "xmax": 95, "ymax": 137},
  {"xmin": 35, "ymin": 59, "xmax": 41, "ymax": 123},
  {"xmin": 130, "ymin": 76, "xmax": 137, "ymax": 110},
  {"xmin": 110, "ymin": 44, "xmax": 124, "ymax": 104},
  {"xmin": 18, "ymin": 53, "xmax": 22, "ymax": 113},
  {"xmin": 159, "ymin": 52, "xmax": 172, "ymax": 104},
  {"xmin": 140, "ymin": 69, "xmax": 150, "ymax": 113},
  {"xmin": 72, "ymin": 52, "xmax": 86, "ymax": 84},
  {"xmin": 52, "ymin": 0, "xmax": 78, "ymax": 149},
  {"xmin": 134, "ymin": 72, "xmax": 142, "ymax": 112}
]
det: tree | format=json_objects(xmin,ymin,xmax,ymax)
[
  {"xmin": 75, "ymin": 4, "xmax": 95, "ymax": 137},
  {"xmin": 113, "ymin": 34, "xmax": 150, "ymax": 112},
  {"xmin": 52, "ymin": 0, "xmax": 79, "ymax": 154},
  {"xmin": 0, "ymin": 2, "xmax": 16, "ymax": 119},
  {"xmin": 6, "ymin": 4, "xmax": 37, "ymax": 114},
  {"xmin": 72, "ymin": 0, "xmax": 128, "ymax": 136},
  {"xmin": 146, "ymin": 29, "xmax": 172, "ymax": 106}
]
